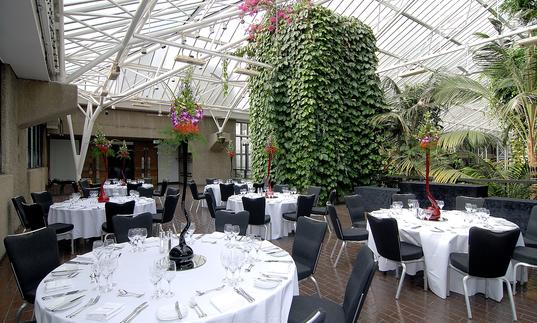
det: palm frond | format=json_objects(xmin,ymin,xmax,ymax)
[
  {"xmin": 434, "ymin": 75, "xmax": 493, "ymax": 106},
  {"xmin": 430, "ymin": 167, "xmax": 469, "ymax": 183},
  {"xmin": 437, "ymin": 130, "xmax": 499, "ymax": 152}
]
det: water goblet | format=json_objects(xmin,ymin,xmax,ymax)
[
  {"xmin": 164, "ymin": 260, "xmax": 177, "ymax": 297},
  {"xmin": 128, "ymin": 229, "xmax": 137, "ymax": 252},
  {"xmin": 187, "ymin": 222, "xmax": 196, "ymax": 244},
  {"xmin": 437, "ymin": 200, "xmax": 445, "ymax": 211},
  {"xmin": 149, "ymin": 259, "xmax": 165, "ymax": 298},
  {"xmin": 232, "ymin": 225, "xmax": 240, "ymax": 240},
  {"xmin": 92, "ymin": 240, "xmax": 104, "ymax": 260},
  {"xmin": 465, "ymin": 203, "xmax": 472, "ymax": 214},
  {"xmin": 139, "ymin": 228, "xmax": 148, "ymax": 251},
  {"xmin": 424, "ymin": 209, "xmax": 433, "ymax": 221},
  {"xmin": 220, "ymin": 248, "xmax": 232, "ymax": 284},
  {"xmin": 224, "ymin": 224, "xmax": 233, "ymax": 241}
]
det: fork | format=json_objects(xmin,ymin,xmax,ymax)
[
  {"xmin": 189, "ymin": 297, "xmax": 207, "ymax": 318},
  {"xmin": 195, "ymin": 284, "xmax": 225, "ymax": 296},
  {"xmin": 65, "ymin": 295, "xmax": 100, "ymax": 318},
  {"xmin": 44, "ymin": 272, "xmax": 79, "ymax": 283}
]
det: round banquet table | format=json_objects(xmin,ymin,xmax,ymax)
[
  {"xmin": 226, "ymin": 193, "xmax": 297, "ymax": 240},
  {"xmin": 48, "ymin": 196, "xmax": 157, "ymax": 239},
  {"xmin": 103, "ymin": 184, "xmax": 154, "ymax": 197},
  {"xmin": 34, "ymin": 234, "xmax": 299, "ymax": 323},
  {"xmin": 367, "ymin": 209, "xmax": 525, "ymax": 301},
  {"xmin": 203, "ymin": 183, "xmax": 253, "ymax": 207}
]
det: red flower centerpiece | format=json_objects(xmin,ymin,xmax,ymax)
[
  {"xmin": 417, "ymin": 111, "xmax": 441, "ymax": 220},
  {"xmin": 226, "ymin": 144, "xmax": 236, "ymax": 177},
  {"xmin": 92, "ymin": 130, "xmax": 114, "ymax": 202},
  {"xmin": 264, "ymin": 135, "xmax": 277, "ymax": 198},
  {"xmin": 117, "ymin": 140, "xmax": 130, "ymax": 185}
]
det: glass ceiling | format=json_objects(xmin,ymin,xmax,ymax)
[{"xmin": 62, "ymin": 0, "xmax": 535, "ymax": 134}]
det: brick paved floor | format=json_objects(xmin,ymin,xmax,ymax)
[{"xmin": 2, "ymin": 187, "xmax": 536, "ymax": 322}]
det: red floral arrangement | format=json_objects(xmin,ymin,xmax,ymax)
[
  {"xmin": 117, "ymin": 140, "xmax": 130, "ymax": 159},
  {"xmin": 173, "ymin": 121, "xmax": 201, "ymax": 135},
  {"xmin": 226, "ymin": 144, "xmax": 237, "ymax": 158}
]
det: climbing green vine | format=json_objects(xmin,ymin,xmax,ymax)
[{"xmin": 244, "ymin": 4, "xmax": 386, "ymax": 201}]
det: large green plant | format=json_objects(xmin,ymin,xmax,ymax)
[{"xmin": 246, "ymin": 4, "xmax": 385, "ymax": 200}]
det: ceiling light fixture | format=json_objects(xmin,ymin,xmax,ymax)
[
  {"xmin": 398, "ymin": 67, "xmax": 428, "ymax": 78},
  {"xmin": 517, "ymin": 35, "xmax": 537, "ymax": 47}
]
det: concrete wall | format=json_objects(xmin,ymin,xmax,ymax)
[{"xmin": 0, "ymin": 63, "xmax": 77, "ymax": 258}]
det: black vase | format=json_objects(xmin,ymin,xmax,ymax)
[{"xmin": 169, "ymin": 202, "xmax": 194, "ymax": 269}]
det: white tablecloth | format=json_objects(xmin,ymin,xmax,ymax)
[
  {"xmin": 226, "ymin": 193, "xmax": 297, "ymax": 240},
  {"xmin": 203, "ymin": 183, "xmax": 253, "ymax": 207},
  {"xmin": 367, "ymin": 209, "xmax": 524, "ymax": 301},
  {"xmin": 34, "ymin": 234, "xmax": 298, "ymax": 323},
  {"xmin": 48, "ymin": 197, "xmax": 157, "ymax": 239},
  {"xmin": 103, "ymin": 184, "xmax": 153, "ymax": 197}
]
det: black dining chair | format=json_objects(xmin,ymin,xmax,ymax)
[
  {"xmin": 113, "ymin": 212, "xmax": 153, "ymax": 243},
  {"xmin": 156, "ymin": 187, "xmax": 180, "ymax": 213},
  {"xmin": 215, "ymin": 210, "xmax": 250, "ymax": 235},
  {"xmin": 302, "ymin": 310, "xmax": 326, "ymax": 323},
  {"xmin": 283, "ymin": 194, "xmax": 316, "ymax": 223},
  {"xmin": 4, "ymin": 227, "xmax": 60, "ymax": 323},
  {"xmin": 455, "ymin": 196, "xmax": 485, "ymax": 211},
  {"xmin": 242, "ymin": 196, "xmax": 271, "ymax": 240},
  {"xmin": 153, "ymin": 179, "xmax": 168, "ymax": 205},
  {"xmin": 306, "ymin": 186, "xmax": 322, "ymax": 206},
  {"xmin": 287, "ymin": 246, "xmax": 376, "ymax": 323},
  {"xmin": 219, "ymin": 183, "xmax": 235, "ymax": 204},
  {"xmin": 344, "ymin": 194, "xmax": 366, "ymax": 228},
  {"xmin": 253, "ymin": 182, "xmax": 264, "ymax": 192},
  {"xmin": 127, "ymin": 182, "xmax": 142, "ymax": 195},
  {"xmin": 188, "ymin": 180, "xmax": 205, "ymax": 212},
  {"xmin": 11, "ymin": 196, "xmax": 31, "ymax": 232},
  {"xmin": 234, "ymin": 183, "xmax": 249, "ymax": 195},
  {"xmin": 206, "ymin": 178, "xmax": 217, "ymax": 185},
  {"xmin": 292, "ymin": 216, "xmax": 327, "ymax": 296},
  {"xmin": 152, "ymin": 194, "xmax": 180, "ymax": 234},
  {"xmin": 367, "ymin": 213, "xmax": 427, "ymax": 299},
  {"xmin": 30, "ymin": 191, "xmax": 53, "ymax": 218},
  {"xmin": 512, "ymin": 245, "xmax": 537, "ymax": 295},
  {"xmin": 102, "ymin": 200, "xmax": 136, "ymax": 235},
  {"xmin": 81, "ymin": 187, "xmax": 100, "ymax": 198},
  {"xmin": 327, "ymin": 204, "xmax": 368, "ymax": 267},
  {"xmin": 391, "ymin": 193, "xmax": 416, "ymax": 207},
  {"xmin": 448, "ymin": 227, "xmax": 519, "ymax": 320},
  {"xmin": 273, "ymin": 184, "xmax": 289, "ymax": 193},
  {"xmin": 143, "ymin": 178, "xmax": 152, "ymax": 184},
  {"xmin": 524, "ymin": 206, "xmax": 537, "ymax": 248},
  {"xmin": 311, "ymin": 189, "xmax": 337, "ymax": 234},
  {"xmin": 136, "ymin": 186, "xmax": 154, "ymax": 198},
  {"xmin": 21, "ymin": 202, "xmax": 75, "ymax": 254}
]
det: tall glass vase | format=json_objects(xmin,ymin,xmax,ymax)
[{"xmin": 98, "ymin": 156, "xmax": 110, "ymax": 203}]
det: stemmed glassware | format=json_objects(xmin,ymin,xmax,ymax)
[
  {"xmin": 437, "ymin": 200, "xmax": 445, "ymax": 211},
  {"xmin": 224, "ymin": 224, "xmax": 233, "ymax": 241},
  {"xmin": 164, "ymin": 260, "xmax": 176, "ymax": 297},
  {"xmin": 149, "ymin": 258, "xmax": 166, "ymax": 298},
  {"xmin": 232, "ymin": 225, "xmax": 240, "ymax": 241},
  {"xmin": 139, "ymin": 228, "xmax": 148, "ymax": 251},
  {"xmin": 220, "ymin": 248, "xmax": 231, "ymax": 284},
  {"xmin": 186, "ymin": 222, "xmax": 196, "ymax": 244}
]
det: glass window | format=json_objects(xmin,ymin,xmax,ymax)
[
  {"xmin": 235, "ymin": 122, "xmax": 250, "ymax": 178},
  {"xmin": 28, "ymin": 124, "xmax": 45, "ymax": 168}
]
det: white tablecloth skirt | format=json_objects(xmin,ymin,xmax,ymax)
[
  {"xmin": 48, "ymin": 197, "xmax": 157, "ymax": 239},
  {"xmin": 35, "ymin": 235, "xmax": 299, "ymax": 323},
  {"xmin": 367, "ymin": 210, "xmax": 524, "ymax": 301}
]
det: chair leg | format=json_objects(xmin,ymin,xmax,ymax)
[
  {"xmin": 189, "ymin": 200, "xmax": 194, "ymax": 211},
  {"xmin": 513, "ymin": 262, "xmax": 521, "ymax": 295},
  {"xmin": 196, "ymin": 200, "xmax": 201, "ymax": 213},
  {"xmin": 446, "ymin": 265, "xmax": 451, "ymax": 297},
  {"xmin": 334, "ymin": 241, "xmax": 346, "ymax": 267},
  {"xmin": 395, "ymin": 263, "xmax": 407, "ymax": 300},
  {"xmin": 70, "ymin": 233, "xmax": 74, "ymax": 255},
  {"xmin": 172, "ymin": 223, "xmax": 178, "ymax": 235},
  {"xmin": 330, "ymin": 240, "xmax": 340, "ymax": 258},
  {"xmin": 423, "ymin": 260, "xmax": 428, "ymax": 291},
  {"xmin": 310, "ymin": 276, "xmax": 321, "ymax": 297},
  {"xmin": 462, "ymin": 275, "xmax": 472, "ymax": 319},
  {"xmin": 324, "ymin": 215, "xmax": 332, "ymax": 234},
  {"xmin": 14, "ymin": 301, "xmax": 28, "ymax": 323},
  {"xmin": 502, "ymin": 277, "xmax": 517, "ymax": 321}
]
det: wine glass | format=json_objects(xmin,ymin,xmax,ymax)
[
  {"xmin": 465, "ymin": 203, "xmax": 472, "ymax": 214},
  {"xmin": 149, "ymin": 259, "xmax": 165, "ymax": 298},
  {"xmin": 139, "ymin": 228, "xmax": 148, "ymax": 251},
  {"xmin": 164, "ymin": 261, "xmax": 176, "ymax": 297},
  {"xmin": 424, "ymin": 209, "xmax": 433, "ymax": 221},
  {"xmin": 92, "ymin": 240, "xmax": 104, "ymax": 260},
  {"xmin": 127, "ymin": 229, "xmax": 137, "ymax": 252},
  {"xmin": 224, "ymin": 224, "xmax": 233, "ymax": 240},
  {"xmin": 437, "ymin": 200, "xmax": 445, "ymax": 211},
  {"xmin": 220, "ymin": 248, "xmax": 231, "ymax": 284},
  {"xmin": 407, "ymin": 199, "xmax": 417, "ymax": 215},
  {"xmin": 232, "ymin": 225, "xmax": 240, "ymax": 240},
  {"xmin": 187, "ymin": 222, "xmax": 196, "ymax": 244}
]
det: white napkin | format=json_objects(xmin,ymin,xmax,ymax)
[
  {"xmin": 75, "ymin": 256, "xmax": 94, "ymax": 262},
  {"xmin": 156, "ymin": 303, "xmax": 188, "ymax": 320},
  {"xmin": 44, "ymin": 294, "xmax": 84, "ymax": 311},
  {"xmin": 86, "ymin": 303, "xmax": 124, "ymax": 321},
  {"xmin": 210, "ymin": 291, "xmax": 246, "ymax": 312},
  {"xmin": 264, "ymin": 263, "xmax": 290, "ymax": 274},
  {"xmin": 45, "ymin": 279, "xmax": 71, "ymax": 292}
]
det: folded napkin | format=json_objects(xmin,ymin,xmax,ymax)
[
  {"xmin": 44, "ymin": 294, "xmax": 84, "ymax": 311},
  {"xmin": 264, "ymin": 262, "xmax": 291, "ymax": 274},
  {"xmin": 156, "ymin": 303, "xmax": 188, "ymax": 320},
  {"xmin": 86, "ymin": 303, "xmax": 124, "ymax": 321},
  {"xmin": 75, "ymin": 256, "xmax": 94, "ymax": 262},
  {"xmin": 210, "ymin": 291, "xmax": 246, "ymax": 313},
  {"xmin": 45, "ymin": 279, "xmax": 71, "ymax": 292}
]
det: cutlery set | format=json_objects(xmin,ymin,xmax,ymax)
[
  {"xmin": 195, "ymin": 284, "xmax": 225, "ymax": 296},
  {"xmin": 120, "ymin": 301, "xmax": 149, "ymax": 323},
  {"xmin": 65, "ymin": 295, "xmax": 100, "ymax": 318},
  {"xmin": 189, "ymin": 297, "xmax": 207, "ymax": 318},
  {"xmin": 234, "ymin": 287, "xmax": 255, "ymax": 303}
]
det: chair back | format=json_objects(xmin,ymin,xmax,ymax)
[
  {"xmin": 30, "ymin": 191, "xmax": 53, "ymax": 215},
  {"xmin": 526, "ymin": 206, "xmax": 537, "ymax": 240},
  {"xmin": 188, "ymin": 180, "xmax": 200, "ymax": 198},
  {"xmin": 366, "ymin": 214, "xmax": 402, "ymax": 262},
  {"xmin": 253, "ymin": 182, "xmax": 264, "ymax": 191},
  {"xmin": 21, "ymin": 203, "xmax": 47, "ymax": 230},
  {"xmin": 242, "ymin": 196, "xmax": 266, "ymax": 225},
  {"xmin": 220, "ymin": 183, "xmax": 235, "ymax": 202},
  {"xmin": 292, "ymin": 217, "xmax": 327, "ymax": 276},
  {"xmin": 328, "ymin": 189, "xmax": 337, "ymax": 205},
  {"xmin": 468, "ymin": 227, "xmax": 520, "ymax": 278},
  {"xmin": 215, "ymin": 210, "xmax": 250, "ymax": 235},
  {"xmin": 296, "ymin": 194, "xmax": 316, "ymax": 218},
  {"xmin": 136, "ymin": 186, "xmax": 154, "ymax": 198},
  {"xmin": 112, "ymin": 212, "xmax": 153, "ymax": 243},
  {"xmin": 157, "ymin": 180, "xmax": 169, "ymax": 197},
  {"xmin": 234, "ymin": 184, "xmax": 249, "ymax": 195},
  {"xmin": 161, "ymin": 194, "xmax": 180, "ymax": 224},
  {"xmin": 342, "ymin": 246, "xmax": 377, "ymax": 323},
  {"xmin": 455, "ymin": 196, "xmax": 485, "ymax": 211},
  {"xmin": 206, "ymin": 178, "xmax": 217, "ymax": 185},
  {"xmin": 79, "ymin": 179, "xmax": 90, "ymax": 190},
  {"xmin": 273, "ymin": 184, "xmax": 288, "ymax": 193},
  {"xmin": 11, "ymin": 196, "xmax": 30, "ymax": 230},
  {"xmin": 166, "ymin": 187, "xmax": 180, "ymax": 197},
  {"xmin": 307, "ymin": 186, "xmax": 322, "ymax": 206},
  {"xmin": 105, "ymin": 200, "xmax": 135, "ymax": 233},
  {"xmin": 4, "ymin": 227, "xmax": 60, "ymax": 302},
  {"xmin": 304, "ymin": 310, "xmax": 326, "ymax": 323},
  {"xmin": 345, "ymin": 194, "xmax": 366, "ymax": 224},
  {"xmin": 205, "ymin": 189, "xmax": 217, "ymax": 219},
  {"xmin": 391, "ymin": 193, "xmax": 416, "ymax": 207},
  {"xmin": 143, "ymin": 178, "xmax": 152, "ymax": 184},
  {"xmin": 327, "ymin": 204, "xmax": 345, "ymax": 240},
  {"xmin": 127, "ymin": 182, "xmax": 142, "ymax": 195}
]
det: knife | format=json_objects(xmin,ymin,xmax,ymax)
[
  {"xmin": 66, "ymin": 261, "xmax": 92, "ymax": 265},
  {"xmin": 264, "ymin": 260, "xmax": 293, "ymax": 263},
  {"xmin": 50, "ymin": 295, "xmax": 85, "ymax": 312},
  {"xmin": 234, "ymin": 287, "xmax": 254, "ymax": 303},
  {"xmin": 42, "ymin": 289, "xmax": 86, "ymax": 300},
  {"xmin": 120, "ymin": 301, "xmax": 148, "ymax": 323},
  {"xmin": 175, "ymin": 301, "xmax": 183, "ymax": 319}
]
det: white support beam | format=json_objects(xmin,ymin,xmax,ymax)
[{"xmin": 66, "ymin": 44, "xmax": 123, "ymax": 83}]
